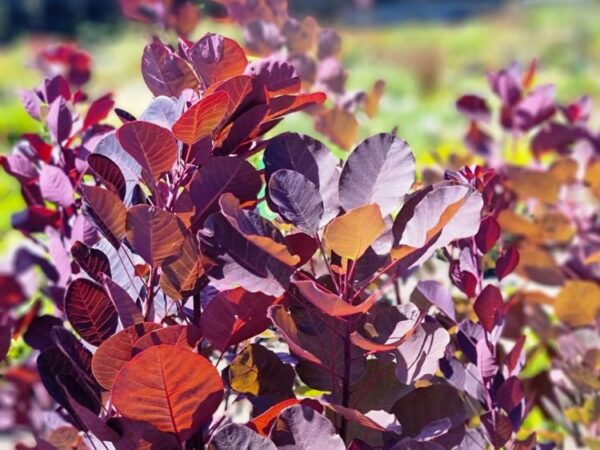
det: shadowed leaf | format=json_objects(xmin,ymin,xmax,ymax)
[
  {"xmin": 269, "ymin": 169, "xmax": 324, "ymax": 234},
  {"xmin": 125, "ymin": 205, "xmax": 186, "ymax": 266},
  {"xmin": 65, "ymin": 279, "xmax": 118, "ymax": 346},
  {"xmin": 202, "ymin": 288, "xmax": 277, "ymax": 352},
  {"xmin": 142, "ymin": 42, "xmax": 198, "ymax": 97},
  {"xmin": 81, "ymin": 185, "xmax": 127, "ymax": 248},
  {"xmin": 230, "ymin": 344, "xmax": 295, "ymax": 397}
]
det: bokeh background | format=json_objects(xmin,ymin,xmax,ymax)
[{"xmin": 1, "ymin": 0, "xmax": 600, "ymax": 445}]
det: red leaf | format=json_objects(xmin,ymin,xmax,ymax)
[
  {"xmin": 112, "ymin": 344, "xmax": 223, "ymax": 442},
  {"xmin": 249, "ymin": 399, "xmax": 323, "ymax": 436},
  {"xmin": 22, "ymin": 134, "xmax": 52, "ymax": 162},
  {"xmin": 172, "ymin": 91, "xmax": 230, "ymax": 145},
  {"xmin": 202, "ymin": 288, "xmax": 278, "ymax": 352},
  {"xmin": 132, "ymin": 324, "xmax": 202, "ymax": 354},
  {"xmin": 84, "ymin": 94, "xmax": 114, "ymax": 129},
  {"xmin": 125, "ymin": 205, "xmax": 186, "ymax": 266},
  {"xmin": 117, "ymin": 120, "xmax": 178, "ymax": 182},
  {"xmin": 190, "ymin": 34, "xmax": 248, "ymax": 86}
]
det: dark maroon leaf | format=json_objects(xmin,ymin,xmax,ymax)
[
  {"xmin": 23, "ymin": 315, "xmax": 63, "ymax": 351},
  {"xmin": 473, "ymin": 285, "xmax": 505, "ymax": 332},
  {"xmin": 190, "ymin": 156, "xmax": 262, "ymax": 227},
  {"xmin": 141, "ymin": 42, "xmax": 199, "ymax": 97},
  {"xmin": 475, "ymin": 216, "xmax": 500, "ymax": 254},
  {"xmin": 64, "ymin": 279, "xmax": 118, "ymax": 346},
  {"xmin": 87, "ymin": 154, "xmax": 127, "ymax": 200},
  {"xmin": 456, "ymin": 95, "xmax": 491, "ymax": 122},
  {"xmin": 0, "ymin": 275, "xmax": 26, "ymax": 311},
  {"xmin": 71, "ymin": 241, "xmax": 111, "ymax": 282},
  {"xmin": 101, "ymin": 275, "xmax": 143, "ymax": 328},
  {"xmin": 496, "ymin": 247, "xmax": 520, "ymax": 281},
  {"xmin": 0, "ymin": 313, "xmax": 12, "ymax": 361}
]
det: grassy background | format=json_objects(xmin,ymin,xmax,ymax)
[{"xmin": 1, "ymin": 3, "xmax": 600, "ymax": 244}]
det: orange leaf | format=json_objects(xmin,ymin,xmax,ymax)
[
  {"xmin": 323, "ymin": 204, "xmax": 385, "ymax": 261},
  {"xmin": 92, "ymin": 322, "xmax": 161, "ymax": 390}
]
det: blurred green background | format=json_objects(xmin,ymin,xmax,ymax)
[{"xmin": 2, "ymin": 1, "xmax": 600, "ymax": 248}]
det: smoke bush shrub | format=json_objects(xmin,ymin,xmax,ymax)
[{"xmin": 0, "ymin": 5, "xmax": 576, "ymax": 450}]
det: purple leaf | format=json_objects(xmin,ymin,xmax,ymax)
[
  {"xmin": 141, "ymin": 42, "xmax": 199, "ymax": 97},
  {"xmin": 190, "ymin": 156, "xmax": 262, "ymax": 228},
  {"xmin": 210, "ymin": 423, "xmax": 276, "ymax": 449},
  {"xmin": 245, "ymin": 58, "xmax": 300, "ymax": 95},
  {"xmin": 19, "ymin": 89, "xmax": 42, "ymax": 120},
  {"xmin": 414, "ymin": 280, "xmax": 456, "ymax": 322},
  {"xmin": 264, "ymin": 132, "xmax": 340, "ymax": 224},
  {"xmin": 46, "ymin": 97, "xmax": 73, "ymax": 144},
  {"xmin": 268, "ymin": 169, "xmax": 324, "ymax": 234},
  {"xmin": 395, "ymin": 322, "xmax": 450, "ymax": 384},
  {"xmin": 339, "ymin": 133, "xmax": 415, "ymax": 216},
  {"xmin": 269, "ymin": 404, "xmax": 345, "ymax": 450},
  {"xmin": 393, "ymin": 182, "xmax": 483, "ymax": 267},
  {"xmin": 39, "ymin": 165, "xmax": 74, "ymax": 207},
  {"xmin": 513, "ymin": 84, "xmax": 556, "ymax": 131}
]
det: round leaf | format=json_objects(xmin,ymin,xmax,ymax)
[{"xmin": 112, "ymin": 344, "xmax": 223, "ymax": 442}]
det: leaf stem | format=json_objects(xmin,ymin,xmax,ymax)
[{"xmin": 144, "ymin": 267, "xmax": 158, "ymax": 320}]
